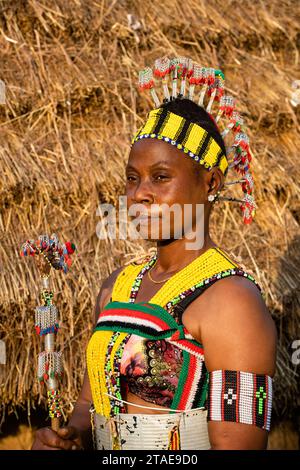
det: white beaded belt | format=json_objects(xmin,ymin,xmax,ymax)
[{"xmin": 90, "ymin": 396, "xmax": 211, "ymax": 450}]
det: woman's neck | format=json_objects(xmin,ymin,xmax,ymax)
[{"xmin": 155, "ymin": 234, "xmax": 217, "ymax": 274}]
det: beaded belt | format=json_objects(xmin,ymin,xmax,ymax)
[{"xmin": 90, "ymin": 400, "xmax": 211, "ymax": 450}]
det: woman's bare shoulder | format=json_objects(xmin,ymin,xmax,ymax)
[
  {"xmin": 207, "ymin": 274, "xmax": 267, "ymax": 314},
  {"xmin": 187, "ymin": 274, "xmax": 277, "ymax": 375},
  {"xmin": 94, "ymin": 266, "xmax": 125, "ymax": 321}
]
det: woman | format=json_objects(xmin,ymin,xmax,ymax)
[{"xmin": 32, "ymin": 57, "xmax": 277, "ymax": 450}]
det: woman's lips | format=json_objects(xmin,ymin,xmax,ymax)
[{"xmin": 138, "ymin": 214, "xmax": 161, "ymax": 225}]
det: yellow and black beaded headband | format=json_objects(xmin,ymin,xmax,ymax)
[
  {"xmin": 132, "ymin": 107, "xmax": 229, "ymax": 176},
  {"xmin": 132, "ymin": 57, "xmax": 256, "ymax": 224}
]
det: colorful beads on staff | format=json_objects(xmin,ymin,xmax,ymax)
[
  {"xmin": 40, "ymin": 289, "xmax": 54, "ymax": 306},
  {"xmin": 20, "ymin": 233, "xmax": 77, "ymax": 427},
  {"xmin": 35, "ymin": 305, "xmax": 59, "ymax": 336},
  {"xmin": 20, "ymin": 233, "xmax": 76, "ymax": 274},
  {"xmin": 38, "ymin": 351, "xmax": 63, "ymax": 384},
  {"xmin": 47, "ymin": 390, "xmax": 62, "ymax": 419},
  {"xmin": 20, "ymin": 241, "xmax": 37, "ymax": 256}
]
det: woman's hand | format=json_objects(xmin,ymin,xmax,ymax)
[{"xmin": 31, "ymin": 426, "xmax": 83, "ymax": 450}]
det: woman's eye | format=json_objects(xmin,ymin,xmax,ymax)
[
  {"xmin": 154, "ymin": 175, "xmax": 169, "ymax": 181},
  {"xmin": 126, "ymin": 175, "xmax": 137, "ymax": 182}
]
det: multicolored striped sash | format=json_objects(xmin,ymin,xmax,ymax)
[
  {"xmin": 95, "ymin": 301, "xmax": 204, "ymax": 359},
  {"xmin": 92, "ymin": 301, "xmax": 208, "ymax": 414}
]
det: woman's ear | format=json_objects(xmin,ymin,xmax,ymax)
[{"xmin": 207, "ymin": 168, "xmax": 224, "ymax": 195}]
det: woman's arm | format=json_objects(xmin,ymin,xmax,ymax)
[
  {"xmin": 32, "ymin": 267, "xmax": 123, "ymax": 450},
  {"xmin": 190, "ymin": 276, "xmax": 277, "ymax": 450}
]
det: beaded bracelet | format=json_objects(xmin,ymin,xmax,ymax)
[{"xmin": 207, "ymin": 370, "xmax": 272, "ymax": 431}]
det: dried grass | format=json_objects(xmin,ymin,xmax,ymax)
[{"xmin": 0, "ymin": 0, "xmax": 299, "ymax": 428}]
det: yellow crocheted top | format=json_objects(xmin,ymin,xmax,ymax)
[
  {"xmin": 87, "ymin": 247, "xmax": 242, "ymax": 417},
  {"xmin": 111, "ymin": 246, "xmax": 239, "ymax": 304}
]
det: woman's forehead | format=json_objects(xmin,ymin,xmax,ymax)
[{"xmin": 127, "ymin": 139, "xmax": 190, "ymax": 170}]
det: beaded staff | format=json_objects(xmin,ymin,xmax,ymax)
[{"xmin": 20, "ymin": 234, "xmax": 76, "ymax": 432}]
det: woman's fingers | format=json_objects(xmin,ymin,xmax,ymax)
[
  {"xmin": 56, "ymin": 427, "xmax": 82, "ymax": 449},
  {"xmin": 32, "ymin": 427, "xmax": 81, "ymax": 450},
  {"xmin": 56, "ymin": 426, "xmax": 78, "ymax": 440}
]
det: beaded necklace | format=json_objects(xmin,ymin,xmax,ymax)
[
  {"xmin": 129, "ymin": 254, "xmax": 157, "ymax": 302},
  {"xmin": 127, "ymin": 247, "xmax": 262, "ymax": 315}
]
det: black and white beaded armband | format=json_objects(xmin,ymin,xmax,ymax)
[{"xmin": 207, "ymin": 370, "xmax": 272, "ymax": 431}]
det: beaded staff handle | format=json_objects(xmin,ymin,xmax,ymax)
[{"xmin": 20, "ymin": 234, "xmax": 76, "ymax": 432}]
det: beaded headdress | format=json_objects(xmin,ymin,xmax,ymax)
[{"xmin": 132, "ymin": 57, "xmax": 256, "ymax": 224}]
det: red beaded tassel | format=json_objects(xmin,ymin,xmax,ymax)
[{"xmin": 168, "ymin": 424, "xmax": 181, "ymax": 450}]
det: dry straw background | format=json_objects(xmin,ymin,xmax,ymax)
[{"xmin": 0, "ymin": 0, "xmax": 299, "ymax": 449}]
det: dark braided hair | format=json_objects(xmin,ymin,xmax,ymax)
[{"xmin": 160, "ymin": 98, "xmax": 227, "ymax": 157}]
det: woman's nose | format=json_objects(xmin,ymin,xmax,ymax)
[{"xmin": 133, "ymin": 180, "xmax": 155, "ymax": 205}]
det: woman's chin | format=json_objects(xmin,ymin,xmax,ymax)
[{"xmin": 136, "ymin": 225, "xmax": 175, "ymax": 242}]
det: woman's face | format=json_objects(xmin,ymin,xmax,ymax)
[{"xmin": 125, "ymin": 139, "xmax": 211, "ymax": 241}]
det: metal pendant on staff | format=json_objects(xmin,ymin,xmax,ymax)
[{"xmin": 20, "ymin": 234, "xmax": 76, "ymax": 432}]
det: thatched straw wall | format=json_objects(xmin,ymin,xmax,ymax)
[{"xmin": 0, "ymin": 0, "xmax": 299, "ymax": 439}]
